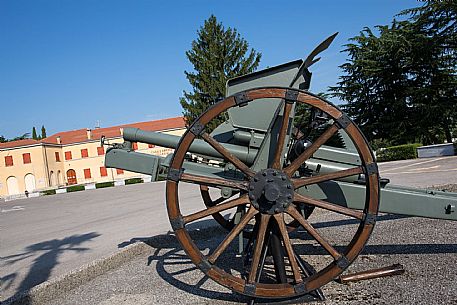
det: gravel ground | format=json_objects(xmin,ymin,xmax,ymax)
[
  {"xmin": 46, "ymin": 207, "xmax": 457, "ymax": 305},
  {"xmin": 430, "ymin": 184, "xmax": 457, "ymax": 193}
]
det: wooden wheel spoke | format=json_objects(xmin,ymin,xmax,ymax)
[
  {"xmin": 183, "ymin": 195, "xmax": 249, "ymax": 224},
  {"xmin": 201, "ymin": 132, "xmax": 255, "ymax": 177},
  {"xmin": 248, "ymin": 214, "xmax": 271, "ymax": 283},
  {"xmin": 273, "ymin": 213, "xmax": 302, "ymax": 283},
  {"xmin": 181, "ymin": 172, "xmax": 248, "ymax": 191},
  {"xmin": 286, "ymin": 206, "xmax": 342, "ymax": 260},
  {"xmin": 284, "ymin": 123, "xmax": 339, "ymax": 176},
  {"xmin": 199, "ymin": 185, "xmax": 238, "ymax": 231},
  {"xmin": 294, "ymin": 192, "xmax": 364, "ymax": 220},
  {"xmin": 271, "ymin": 102, "xmax": 293, "ymax": 169},
  {"xmin": 293, "ymin": 166, "xmax": 364, "ymax": 189},
  {"xmin": 211, "ymin": 197, "xmax": 227, "ymax": 206},
  {"xmin": 167, "ymin": 88, "xmax": 380, "ymax": 298},
  {"xmin": 208, "ymin": 206, "xmax": 258, "ymax": 263}
]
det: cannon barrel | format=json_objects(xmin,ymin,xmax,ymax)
[
  {"xmin": 103, "ymin": 35, "xmax": 457, "ymax": 301},
  {"xmin": 123, "ymin": 127, "xmax": 258, "ymax": 165}
]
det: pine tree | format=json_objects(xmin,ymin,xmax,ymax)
[
  {"xmin": 32, "ymin": 127, "xmax": 38, "ymax": 140},
  {"xmin": 180, "ymin": 15, "xmax": 261, "ymax": 131},
  {"xmin": 41, "ymin": 125, "xmax": 47, "ymax": 139}
]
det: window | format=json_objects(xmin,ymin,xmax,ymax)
[
  {"xmin": 100, "ymin": 167, "xmax": 108, "ymax": 177},
  {"xmin": 116, "ymin": 168, "xmax": 124, "ymax": 175},
  {"xmin": 81, "ymin": 148, "xmax": 88, "ymax": 158},
  {"xmin": 55, "ymin": 152, "xmax": 61, "ymax": 162},
  {"xmin": 148, "ymin": 144, "xmax": 155, "ymax": 148},
  {"xmin": 65, "ymin": 151, "xmax": 72, "ymax": 160},
  {"xmin": 97, "ymin": 146, "xmax": 105, "ymax": 155},
  {"xmin": 23, "ymin": 153, "xmax": 31, "ymax": 164},
  {"xmin": 5, "ymin": 156, "xmax": 13, "ymax": 167},
  {"xmin": 132, "ymin": 142, "xmax": 138, "ymax": 150},
  {"xmin": 84, "ymin": 168, "xmax": 91, "ymax": 179}
]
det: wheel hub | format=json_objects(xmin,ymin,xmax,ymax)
[{"xmin": 248, "ymin": 169, "xmax": 294, "ymax": 214}]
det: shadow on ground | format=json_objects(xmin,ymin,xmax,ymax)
[
  {"xmin": 1, "ymin": 232, "xmax": 100, "ymax": 303},
  {"xmin": 118, "ymin": 214, "xmax": 457, "ymax": 304}
]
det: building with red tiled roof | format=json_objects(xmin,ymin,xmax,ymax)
[
  {"xmin": 42, "ymin": 117, "xmax": 185, "ymax": 145},
  {"xmin": 0, "ymin": 117, "xmax": 186, "ymax": 198},
  {"xmin": 0, "ymin": 139, "xmax": 41, "ymax": 150}
]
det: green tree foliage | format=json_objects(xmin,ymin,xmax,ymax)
[
  {"xmin": 0, "ymin": 133, "xmax": 30, "ymax": 142},
  {"xmin": 293, "ymin": 92, "xmax": 345, "ymax": 148},
  {"xmin": 41, "ymin": 125, "xmax": 47, "ymax": 139},
  {"xmin": 10, "ymin": 133, "xmax": 30, "ymax": 141},
  {"xmin": 403, "ymin": 1, "xmax": 457, "ymax": 143},
  {"xmin": 32, "ymin": 127, "xmax": 38, "ymax": 140},
  {"xmin": 330, "ymin": 2, "xmax": 456, "ymax": 145},
  {"xmin": 403, "ymin": 0, "xmax": 456, "ymax": 43},
  {"xmin": 180, "ymin": 15, "xmax": 261, "ymax": 131},
  {"xmin": 293, "ymin": 92, "xmax": 331, "ymax": 131}
]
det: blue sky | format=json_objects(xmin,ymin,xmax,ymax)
[{"xmin": 0, "ymin": 0, "xmax": 419, "ymax": 139}]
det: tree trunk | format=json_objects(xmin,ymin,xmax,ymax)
[{"xmin": 443, "ymin": 122, "xmax": 453, "ymax": 143}]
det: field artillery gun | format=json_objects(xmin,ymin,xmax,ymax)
[{"xmin": 103, "ymin": 34, "xmax": 457, "ymax": 302}]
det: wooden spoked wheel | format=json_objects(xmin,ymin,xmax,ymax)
[{"xmin": 166, "ymin": 87, "xmax": 380, "ymax": 299}]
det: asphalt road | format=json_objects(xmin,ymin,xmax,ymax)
[
  {"xmin": 1, "ymin": 156, "xmax": 456, "ymax": 302},
  {"xmin": 0, "ymin": 181, "xmax": 216, "ymax": 301},
  {"xmin": 377, "ymin": 156, "xmax": 457, "ymax": 188}
]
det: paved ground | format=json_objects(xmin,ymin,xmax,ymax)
[
  {"xmin": 45, "ymin": 210, "xmax": 457, "ymax": 305},
  {"xmin": 0, "ymin": 181, "xmax": 216, "ymax": 301},
  {"xmin": 378, "ymin": 156, "xmax": 457, "ymax": 188},
  {"xmin": 1, "ymin": 156, "xmax": 456, "ymax": 303}
]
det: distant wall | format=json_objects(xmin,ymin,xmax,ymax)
[{"xmin": 417, "ymin": 143, "xmax": 455, "ymax": 158}]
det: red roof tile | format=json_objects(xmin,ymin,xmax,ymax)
[
  {"xmin": 41, "ymin": 117, "xmax": 186, "ymax": 145},
  {"xmin": 0, "ymin": 139, "xmax": 40, "ymax": 149}
]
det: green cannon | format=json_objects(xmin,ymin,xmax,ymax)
[{"xmin": 103, "ymin": 34, "xmax": 456, "ymax": 301}]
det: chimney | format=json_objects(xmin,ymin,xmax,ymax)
[
  {"xmin": 120, "ymin": 128, "xmax": 124, "ymax": 136},
  {"xmin": 86, "ymin": 128, "xmax": 92, "ymax": 140},
  {"xmin": 56, "ymin": 136, "xmax": 61, "ymax": 144}
]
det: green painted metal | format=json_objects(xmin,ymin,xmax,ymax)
[
  {"xmin": 123, "ymin": 127, "xmax": 258, "ymax": 165},
  {"xmin": 104, "ymin": 55, "xmax": 456, "ymax": 223},
  {"xmin": 105, "ymin": 147, "xmax": 162, "ymax": 179},
  {"xmin": 226, "ymin": 60, "xmax": 302, "ymax": 132},
  {"xmin": 105, "ymin": 133, "xmax": 457, "ymax": 222},
  {"xmin": 298, "ymin": 181, "xmax": 457, "ymax": 221},
  {"xmin": 105, "ymin": 142, "xmax": 457, "ymax": 221}
]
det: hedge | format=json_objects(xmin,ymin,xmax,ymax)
[
  {"xmin": 66, "ymin": 185, "xmax": 85, "ymax": 193},
  {"xmin": 96, "ymin": 181, "xmax": 115, "ymax": 189},
  {"xmin": 41, "ymin": 189, "xmax": 56, "ymax": 196},
  {"xmin": 376, "ymin": 143, "xmax": 422, "ymax": 162},
  {"xmin": 125, "ymin": 178, "xmax": 143, "ymax": 185}
]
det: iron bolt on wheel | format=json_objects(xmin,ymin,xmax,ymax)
[
  {"xmin": 166, "ymin": 87, "xmax": 380, "ymax": 299},
  {"xmin": 200, "ymin": 184, "xmax": 310, "ymax": 235}
]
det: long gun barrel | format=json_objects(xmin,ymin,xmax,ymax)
[
  {"xmin": 123, "ymin": 127, "xmax": 258, "ymax": 165},
  {"xmin": 102, "ymin": 34, "xmax": 457, "ymax": 302}
]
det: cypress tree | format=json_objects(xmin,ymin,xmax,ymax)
[
  {"xmin": 41, "ymin": 125, "xmax": 47, "ymax": 139},
  {"xmin": 32, "ymin": 127, "xmax": 38, "ymax": 140},
  {"xmin": 180, "ymin": 15, "xmax": 261, "ymax": 131}
]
